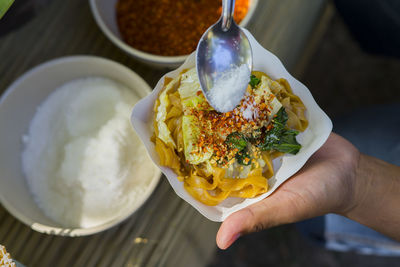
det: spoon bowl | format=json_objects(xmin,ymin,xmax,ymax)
[{"xmin": 196, "ymin": 0, "xmax": 252, "ymax": 112}]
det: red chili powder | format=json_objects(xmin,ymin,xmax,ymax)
[{"xmin": 116, "ymin": 0, "xmax": 250, "ymax": 56}]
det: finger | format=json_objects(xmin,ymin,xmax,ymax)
[
  {"xmin": 216, "ymin": 196, "xmax": 280, "ymax": 249},
  {"xmin": 216, "ymin": 178, "xmax": 324, "ymax": 249}
]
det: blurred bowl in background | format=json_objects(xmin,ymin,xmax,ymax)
[
  {"xmin": 89, "ymin": 0, "xmax": 258, "ymax": 68},
  {"xmin": 0, "ymin": 56, "xmax": 161, "ymax": 236}
]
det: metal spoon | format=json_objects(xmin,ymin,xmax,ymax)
[{"xmin": 196, "ymin": 0, "xmax": 252, "ymax": 113}]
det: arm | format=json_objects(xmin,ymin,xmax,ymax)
[
  {"xmin": 216, "ymin": 133, "xmax": 400, "ymax": 249},
  {"xmin": 344, "ymin": 154, "xmax": 400, "ymax": 239}
]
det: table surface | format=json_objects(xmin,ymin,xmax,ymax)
[{"xmin": 0, "ymin": 0, "xmax": 326, "ymax": 266}]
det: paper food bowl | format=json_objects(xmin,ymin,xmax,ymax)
[
  {"xmin": 131, "ymin": 29, "xmax": 332, "ymax": 222},
  {"xmin": 0, "ymin": 56, "xmax": 161, "ymax": 236}
]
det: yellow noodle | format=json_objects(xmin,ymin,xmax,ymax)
[
  {"xmin": 273, "ymin": 78, "xmax": 308, "ymax": 131},
  {"xmin": 184, "ymin": 184, "xmax": 230, "ymax": 206},
  {"xmin": 261, "ymin": 152, "xmax": 274, "ymax": 179}
]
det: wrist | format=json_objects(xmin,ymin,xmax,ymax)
[
  {"xmin": 326, "ymin": 134, "xmax": 361, "ymax": 216},
  {"xmin": 337, "ymin": 152, "xmax": 367, "ymax": 217}
]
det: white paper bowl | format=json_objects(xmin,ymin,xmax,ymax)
[
  {"xmin": 0, "ymin": 56, "xmax": 161, "ymax": 236},
  {"xmin": 89, "ymin": 0, "xmax": 258, "ymax": 68},
  {"xmin": 131, "ymin": 29, "xmax": 333, "ymax": 222}
]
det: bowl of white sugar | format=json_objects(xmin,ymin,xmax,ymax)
[{"xmin": 0, "ymin": 56, "xmax": 161, "ymax": 236}]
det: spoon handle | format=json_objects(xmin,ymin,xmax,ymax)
[{"xmin": 221, "ymin": 0, "xmax": 235, "ymax": 31}]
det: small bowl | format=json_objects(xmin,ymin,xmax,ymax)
[
  {"xmin": 0, "ymin": 56, "xmax": 161, "ymax": 236},
  {"xmin": 89, "ymin": 0, "xmax": 258, "ymax": 68}
]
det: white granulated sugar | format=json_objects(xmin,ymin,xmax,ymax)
[
  {"xmin": 207, "ymin": 64, "xmax": 250, "ymax": 112},
  {"xmin": 242, "ymin": 105, "xmax": 254, "ymax": 120},
  {"xmin": 241, "ymin": 94, "xmax": 258, "ymax": 120},
  {"xmin": 22, "ymin": 77, "xmax": 156, "ymax": 228}
]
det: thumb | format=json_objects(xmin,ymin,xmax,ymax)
[{"xmin": 216, "ymin": 187, "xmax": 322, "ymax": 249}]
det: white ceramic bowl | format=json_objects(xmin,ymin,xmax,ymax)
[
  {"xmin": 0, "ymin": 56, "xmax": 161, "ymax": 236},
  {"xmin": 89, "ymin": 0, "xmax": 258, "ymax": 68}
]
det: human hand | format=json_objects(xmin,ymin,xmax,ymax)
[{"xmin": 216, "ymin": 132, "xmax": 361, "ymax": 249}]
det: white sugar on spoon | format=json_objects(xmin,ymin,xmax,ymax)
[{"xmin": 206, "ymin": 64, "xmax": 250, "ymax": 113}]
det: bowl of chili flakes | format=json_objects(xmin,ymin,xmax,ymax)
[{"xmin": 89, "ymin": 0, "xmax": 258, "ymax": 68}]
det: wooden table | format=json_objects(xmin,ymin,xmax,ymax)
[{"xmin": 0, "ymin": 0, "xmax": 327, "ymax": 266}]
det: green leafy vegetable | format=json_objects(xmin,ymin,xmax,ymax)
[
  {"xmin": 249, "ymin": 75, "xmax": 261, "ymax": 88},
  {"xmin": 0, "ymin": 0, "xmax": 14, "ymax": 19},
  {"xmin": 225, "ymin": 132, "xmax": 251, "ymax": 165},
  {"xmin": 271, "ymin": 129, "xmax": 301, "ymax": 154},
  {"xmin": 225, "ymin": 132, "xmax": 247, "ymax": 151},
  {"xmin": 259, "ymin": 107, "xmax": 301, "ymax": 154},
  {"xmin": 224, "ymin": 107, "xmax": 302, "ymax": 165},
  {"xmin": 235, "ymin": 150, "xmax": 251, "ymax": 166}
]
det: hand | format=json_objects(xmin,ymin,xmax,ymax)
[{"xmin": 216, "ymin": 132, "xmax": 361, "ymax": 249}]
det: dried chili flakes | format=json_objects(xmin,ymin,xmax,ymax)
[{"xmin": 116, "ymin": 0, "xmax": 250, "ymax": 56}]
